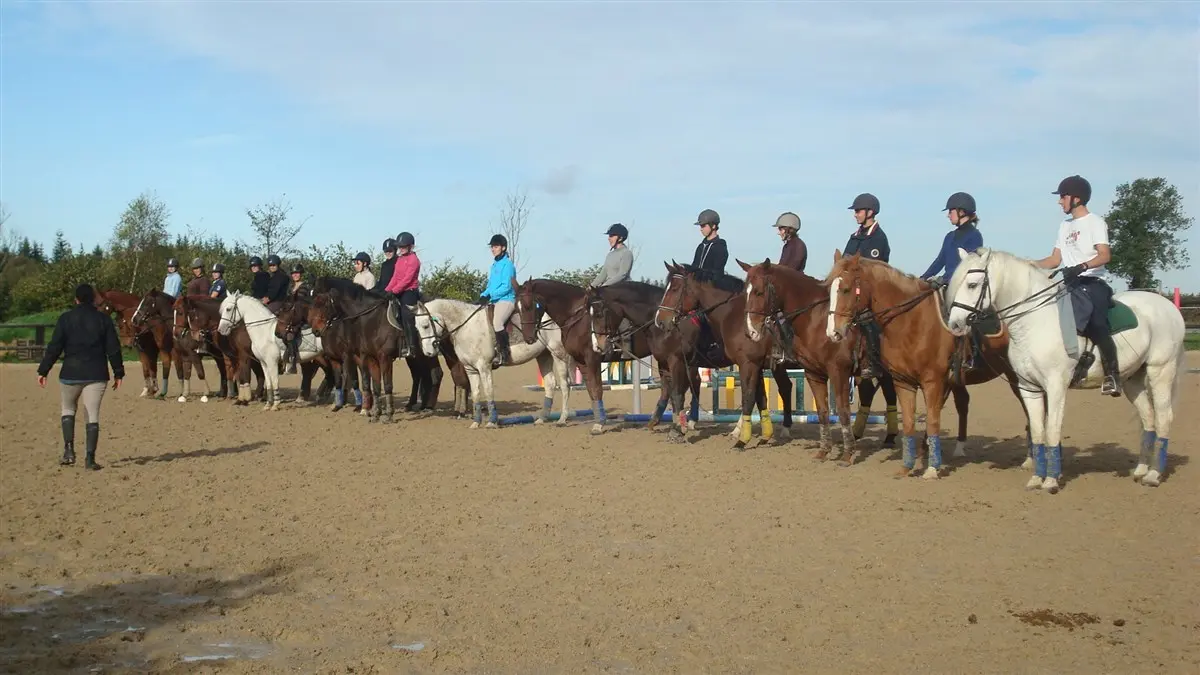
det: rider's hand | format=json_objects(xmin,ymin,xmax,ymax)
[
  {"xmin": 37, "ymin": 375, "xmax": 46, "ymax": 388},
  {"xmin": 1061, "ymin": 263, "xmax": 1087, "ymax": 280},
  {"xmin": 113, "ymin": 378, "xmax": 122, "ymax": 390}
]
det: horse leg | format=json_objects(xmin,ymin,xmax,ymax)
[
  {"xmin": 157, "ymin": 351, "xmax": 172, "ymax": 399},
  {"xmin": 584, "ymin": 354, "xmax": 607, "ymax": 435},
  {"xmin": 1141, "ymin": 354, "xmax": 1179, "ymax": 487},
  {"xmin": 380, "ymin": 357, "xmax": 394, "ymax": 423},
  {"xmin": 196, "ymin": 352, "xmax": 213, "ymax": 402},
  {"xmin": 266, "ymin": 350, "xmax": 283, "ymax": 411},
  {"xmin": 880, "ymin": 375, "xmax": 899, "ymax": 447},
  {"xmin": 834, "ymin": 372, "xmax": 857, "ymax": 465},
  {"xmin": 921, "ymin": 380, "xmax": 947, "ymax": 480},
  {"xmin": 138, "ymin": 348, "xmax": 155, "ymax": 397},
  {"xmin": 808, "ymin": 376, "xmax": 833, "ymax": 461},
  {"xmin": 771, "ymin": 364, "xmax": 793, "ymax": 443},
  {"xmin": 952, "ymin": 384, "xmax": 969, "ymax": 458},
  {"xmin": 853, "ymin": 377, "xmax": 874, "ymax": 440},
  {"xmin": 251, "ymin": 359, "xmax": 266, "ymax": 401},
  {"xmin": 405, "ymin": 357, "xmax": 422, "ymax": 412},
  {"xmin": 533, "ymin": 352, "xmax": 554, "ymax": 424},
  {"xmin": 733, "ymin": 362, "xmax": 763, "ymax": 450},
  {"xmin": 1122, "ymin": 371, "xmax": 1157, "ymax": 484},
  {"xmin": 647, "ymin": 359, "xmax": 671, "ymax": 430},
  {"xmin": 482, "ymin": 366, "xmax": 499, "ymax": 429},
  {"xmin": 174, "ymin": 350, "xmax": 190, "ymax": 403},
  {"xmin": 1038, "ymin": 379, "xmax": 1068, "ymax": 493},
  {"xmin": 1019, "ymin": 385, "xmax": 1050, "ymax": 491},
  {"xmin": 894, "ymin": 386, "xmax": 921, "ymax": 478},
  {"xmin": 467, "ymin": 366, "xmax": 484, "ymax": 429},
  {"xmin": 665, "ymin": 355, "xmax": 688, "ymax": 443},
  {"xmin": 364, "ymin": 359, "xmax": 381, "ymax": 421},
  {"xmin": 422, "ymin": 357, "xmax": 442, "ymax": 410}
]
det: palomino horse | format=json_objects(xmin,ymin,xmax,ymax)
[
  {"xmin": 131, "ymin": 289, "xmax": 220, "ymax": 402},
  {"xmin": 95, "ymin": 289, "xmax": 166, "ymax": 398},
  {"xmin": 584, "ymin": 281, "xmax": 698, "ymax": 433},
  {"xmin": 217, "ymin": 291, "xmax": 292, "ymax": 410},
  {"xmin": 654, "ymin": 263, "xmax": 789, "ymax": 448},
  {"xmin": 824, "ymin": 251, "xmax": 1025, "ymax": 480},
  {"xmin": 946, "ymin": 247, "xmax": 1186, "ymax": 491},
  {"xmin": 174, "ymin": 294, "xmax": 267, "ymax": 405},
  {"xmin": 738, "ymin": 259, "xmax": 860, "ymax": 461},
  {"xmin": 415, "ymin": 297, "xmax": 573, "ymax": 428}
]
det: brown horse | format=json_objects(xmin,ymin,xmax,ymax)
[
  {"xmin": 173, "ymin": 294, "xmax": 267, "ymax": 405},
  {"xmin": 824, "ymin": 251, "xmax": 1026, "ymax": 478},
  {"xmin": 95, "ymin": 289, "xmax": 166, "ymax": 398},
  {"xmin": 131, "ymin": 289, "xmax": 224, "ymax": 402},
  {"xmin": 653, "ymin": 263, "xmax": 794, "ymax": 448},
  {"xmin": 269, "ymin": 297, "xmax": 337, "ymax": 404}
]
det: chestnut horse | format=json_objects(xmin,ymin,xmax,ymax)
[
  {"xmin": 653, "ymin": 263, "xmax": 791, "ymax": 449},
  {"xmin": 824, "ymin": 251, "xmax": 1026, "ymax": 479},
  {"xmin": 173, "ymin": 294, "xmax": 267, "ymax": 405},
  {"xmin": 95, "ymin": 289, "xmax": 166, "ymax": 398}
]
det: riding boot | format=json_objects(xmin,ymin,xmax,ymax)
[
  {"xmin": 495, "ymin": 330, "xmax": 512, "ymax": 366},
  {"xmin": 84, "ymin": 423, "xmax": 102, "ymax": 471},
  {"xmin": 1093, "ymin": 331, "xmax": 1122, "ymax": 397},
  {"xmin": 776, "ymin": 312, "xmax": 795, "ymax": 360},
  {"xmin": 858, "ymin": 319, "xmax": 883, "ymax": 379},
  {"xmin": 403, "ymin": 312, "xmax": 419, "ymax": 358},
  {"xmin": 60, "ymin": 415, "xmax": 75, "ymax": 466}
]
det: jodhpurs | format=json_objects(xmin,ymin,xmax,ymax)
[
  {"xmin": 492, "ymin": 300, "xmax": 515, "ymax": 332},
  {"xmin": 61, "ymin": 381, "xmax": 107, "ymax": 423},
  {"xmin": 1068, "ymin": 277, "xmax": 1113, "ymax": 337}
]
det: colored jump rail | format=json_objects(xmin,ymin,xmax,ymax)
[{"xmin": 498, "ymin": 409, "xmax": 887, "ymax": 426}]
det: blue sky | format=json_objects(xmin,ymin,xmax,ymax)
[{"xmin": 3, "ymin": 1, "xmax": 1198, "ymax": 290}]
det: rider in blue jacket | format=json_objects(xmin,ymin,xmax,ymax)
[
  {"xmin": 479, "ymin": 234, "xmax": 517, "ymax": 366},
  {"xmin": 922, "ymin": 192, "xmax": 984, "ymax": 284}
]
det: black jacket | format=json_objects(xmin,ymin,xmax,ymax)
[
  {"xmin": 374, "ymin": 256, "xmax": 397, "ymax": 293},
  {"xmin": 844, "ymin": 223, "xmax": 890, "ymax": 263},
  {"xmin": 37, "ymin": 304, "xmax": 125, "ymax": 382},
  {"xmin": 251, "ymin": 270, "xmax": 271, "ymax": 298},
  {"xmin": 691, "ymin": 236, "xmax": 729, "ymax": 275},
  {"xmin": 266, "ymin": 270, "xmax": 290, "ymax": 303}
]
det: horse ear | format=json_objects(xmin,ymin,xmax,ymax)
[
  {"xmin": 957, "ymin": 247, "xmax": 970, "ymax": 261},
  {"xmin": 833, "ymin": 249, "xmax": 843, "ymax": 263},
  {"xmin": 735, "ymin": 259, "xmax": 752, "ymax": 273},
  {"xmin": 762, "ymin": 258, "xmax": 772, "ymax": 270}
]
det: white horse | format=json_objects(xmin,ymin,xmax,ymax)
[
  {"xmin": 413, "ymin": 298, "xmax": 572, "ymax": 429},
  {"xmin": 217, "ymin": 291, "xmax": 323, "ymax": 410},
  {"xmin": 945, "ymin": 248, "xmax": 1186, "ymax": 491}
]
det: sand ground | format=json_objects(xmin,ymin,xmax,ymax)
[{"xmin": 2, "ymin": 356, "xmax": 1198, "ymax": 674}]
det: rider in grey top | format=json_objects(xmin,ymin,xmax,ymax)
[{"xmin": 592, "ymin": 223, "xmax": 633, "ymax": 286}]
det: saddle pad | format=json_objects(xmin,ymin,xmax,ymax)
[{"xmin": 1108, "ymin": 301, "xmax": 1138, "ymax": 335}]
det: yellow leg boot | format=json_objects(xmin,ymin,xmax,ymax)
[
  {"xmin": 852, "ymin": 407, "xmax": 870, "ymax": 439},
  {"xmin": 760, "ymin": 413, "xmax": 774, "ymax": 442}
]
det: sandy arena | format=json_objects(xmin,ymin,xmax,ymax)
[{"xmin": 2, "ymin": 357, "xmax": 1198, "ymax": 674}]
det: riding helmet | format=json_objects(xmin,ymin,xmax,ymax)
[
  {"xmin": 249, "ymin": 256, "xmax": 263, "ymax": 267},
  {"xmin": 606, "ymin": 223, "xmax": 629, "ymax": 242},
  {"xmin": 695, "ymin": 209, "xmax": 720, "ymax": 227},
  {"xmin": 943, "ymin": 192, "xmax": 977, "ymax": 214},
  {"xmin": 191, "ymin": 257, "xmax": 205, "ymax": 270},
  {"xmin": 291, "ymin": 263, "xmax": 305, "ymax": 274},
  {"xmin": 353, "ymin": 251, "xmax": 372, "ymax": 265},
  {"xmin": 382, "ymin": 237, "xmax": 398, "ymax": 253},
  {"xmin": 211, "ymin": 263, "xmax": 225, "ymax": 274},
  {"xmin": 774, "ymin": 212, "xmax": 801, "ymax": 230},
  {"xmin": 489, "ymin": 234, "xmax": 508, "ymax": 248},
  {"xmin": 396, "ymin": 232, "xmax": 415, "ymax": 248},
  {"xmin": 267, "ymin": 254, "xmax": 282, "ymax": 267},
  {"xmin": 849, "ymin": 193, "xmax": 881, "ymax": 214},
  {"xmin": 167, "ymin": 257, "xmax": 179, "ymax": 268},
  {"xmin": 1053, "ymin": 175, "xmax": 1092, "ymax": 205}
]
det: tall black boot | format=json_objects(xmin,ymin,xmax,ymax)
[
  {"xmin": 1093, "ymin": 332, "xmax": 1122, "ymax": 397},
  {"xmin": 84, "ymin": 423, "xmax": 102, "ymax": 471},
  {"xmin": 775, "ymin": 312, "xmax": 795, "ymax": 360},
  {"xmin": 858, "ymin": 319, "xmax": 883, "ymax": 379},
  {"xmin": 402, "ymin": 314, "xmax": 419, "ymax": 358},
  {"xmin": 495, "ymin": 331, "xmax": 512, "ymax": 366},
  {"xmin": 60, "ymin": 415, "xmax": 75, "ymax": 466}
]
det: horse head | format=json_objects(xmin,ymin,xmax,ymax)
[
  {"xmin": 824, "ymin": 250, "xmax": 870, "ymax": 342},
  {"xmin": 305, "ymin": 293, "xmax": 336, "ymax": 337},
  {"xmin": 410, "ymin": 299, "xmax": 442, "ymax": 358},
  {"xmin": 738, "ymin": 258, "xmax": 777, "ymax": 342},
  {"xmin": 217, "ymin": 291, "xmax": 242, "ymax": 336},
  {"xmin": 513, "ymin": 278, "xmax": 541, "ymax": 346},
  {"xmin": 945, "ymin": 247, "xmax": 997, "ymax": 337},
  {"xmin": 654, "ymin": 261, "xmax": 701, "ymax": 329}
]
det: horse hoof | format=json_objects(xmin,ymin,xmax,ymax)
[
  {"xmin": 533, "ymin": 418, "xmax": 545, "ymax": 425},
  {"xmin": 922, "ymin": 467, "xmax": 941, "ymax": 480},
  {"xmin": 775, "ymin": 427, "xmax": 791, "ymax": 442},
  {"xmin": 893, "ymin": 466, "xmax": 912, "ymax": 479},
  {"xmin": 177, "ymin": 396, "xmax": 187, "ymax": 403},
  {"xmin": 1141, "ymin": 470, "xmax": 1161, "ymax": 487},
  {"xmin": 1042, "ymin": 477, "xmax": 1061, "ymax": 494},
  {"xmin": 555, "ymin": 419, "xmax": 569, "ymax": 427},
  {"xmin": 1025, "ymin": 476, "xmax": 1044, "ymax": 490},
  {"xmin": 837, "ymin": 454, "xmax": 858, "ymax": 468},
  {"xmin": 590, "ymin": 423, "xmax": 605, "ymax": 435},
  {"xmin": 139, "ymin": 389, "xmax": 148, "ymax": 398},
  {"xmin": 882, "ymin": 434, "xmax": 897, "ymax": 448},
  {"xmin": 200, "ymin": 396, "xmax": 209, "ymax": 403},
  {"xmin": 1021, "ymin": 457, "xmax": 1034, "ymax": 471},
  {"xmin": 470, "ymin": 421, "xmax": 480, "ymax": 429},
  {"xmin": 485, "ymin": 422, "xmax": 498, "ymax": 429},
  {"xmin": 953, "ymin": 440, "xmax": 967, "ymax": 458},
  {"xmin": 1132, "ymin": 464, "xmax": 1149, "ymax": 481}
]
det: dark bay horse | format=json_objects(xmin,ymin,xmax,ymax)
[
  {"xmin": 583, "ymin": 281, "xmax": 699, "ymax": 433},
  {"xmin": 270, "ymin": 296, "xmax": 338, "ymax": 404},
  {"xmin": 95, "ymin": 289, "xmax": 166, "ymax": 398},
  {"xmin": 654, "ymin": 263, "xmax": 792, "ymax": 448},
  {"xmin": 824, "ymin": 251, "xmax": 1027, "ymax": 479},
  {"xmin": 174, "ymin": 294, "xmax": 267, "ymax": 405}
]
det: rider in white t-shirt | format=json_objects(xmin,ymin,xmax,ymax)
[{"xmin": 1035, "ymin": 174, "xmax": 1121, "ymax": 396}]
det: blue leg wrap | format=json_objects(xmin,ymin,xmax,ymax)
[
  {"xmin": 472, "ymin": 402, "xmax": 483, "ymax": 424},
  {"xmin": 1033, "ymin": 444, "xmax": 1047, "ymax": 478},
  {"xmin": 902, "ymin": 436, "xmax": 917, "ymax": 469},
  {"xmin": 1139, "ymin": 430, "xmax": 1156, "ymax": 465},
  {"xmin": 689, "ymin": 396, "xmax": 700, "ymax": 422},
  {"xmin": 542, "ymin": 397, "xmax": 553, "ymax": 419},
  {"xmin": 353, "ymin": 388, "xmax": 363, "ymax": 406},
  {"xmin": 654, "ymin": 398, "xmax": 669, "ymax": 418},
  {"xmin": 1156, "ymin": 438, "xmax": 1169, "ymax": 474},
  {"xmin": 597, "ymin": 399, "xmax": 607, "ymax": 423},
  {"xmin": 334, "ymin": 388, "xmax": 345, "ymax": 407},
  {"xmin": 1047, "ymin": 444, "xmax": 1062, "ymax": 479},
  {"xmin": 928, "ymin": 435, "xmax": 943, "ymax": 469},
  {"xmin": 488, "ymin": 401, "xmax": 498, "ymax": 424}
]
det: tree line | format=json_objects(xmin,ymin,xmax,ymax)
[{"xmin": 0, "ymin": 190, "xmax": 652, "ymax": 322}]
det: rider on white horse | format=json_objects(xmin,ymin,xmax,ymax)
[
  {"xmin": 921, "ymin": 192, "xmax": 984, "ymax": 287},
  {"xmin": 480, "ymin": 234, "xmax": 517, "ymax": 366},
  {"xmin": 1033, "ymin": 175, "xmax": 1121, "ymax": 397},
  {"xmin": 588, "ymin": 223, "xmax": 634, "ymax": 358}
]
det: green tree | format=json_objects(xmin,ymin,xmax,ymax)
[
  {"xmin": 545, "ymin": 263, "xmax": 603, "ymax": 288},
  {"xmin": 1105, "ymin": 177, "xmax": 1193, "ymax": 289},
  {"xmin": 50, "ymin": 230, "xmax": 72, "ymax": 263},
  {"xmin": 420, "ymin": 259, "xmax": 487, "ymax": 302},
  {"xmin": 244, "ymin": 194, "xmax": 308, "ymax": 259},
  {"xmin": 110, "ymin": 191, "xmax": 170, "ymax": 293}
]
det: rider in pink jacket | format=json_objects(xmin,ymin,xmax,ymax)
[{"xmin": 384, "ymin": 232, "xmax": 421, "ymax": 357}]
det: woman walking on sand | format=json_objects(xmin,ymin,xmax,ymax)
[{"xmin": 36, "ymin": 284, "xmax": 124, "ymax": 470}]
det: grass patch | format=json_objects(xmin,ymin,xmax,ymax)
[
  {"xmin": 0, "ymin": 310, "xmax": 66, "ymax": 342},
  {"xmin": 1185, "ymin": 332, "xmax": 1200, "ymax": 351}
]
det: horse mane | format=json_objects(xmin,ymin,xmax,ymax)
[
  {"xmin": 762, "ymin": 263, "xmax": 818, "ymax": 286},
  {"xmin": 824, "ymin": 254, "xmax": 923, "ymax": 291},
  {"xmin": 679, "ymin": 264, "xmax": 744, "ymax": 293},
  {"xmin": 317, "ymin": 276, "xmax": 389, "ymax": 302},
  {"xmin": 532, "ymin": 278, "xmax": 585, "ymax": 297}
]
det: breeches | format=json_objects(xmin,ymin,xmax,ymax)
[
  {"xmin": 492, "ymin": 301, "xmax": 515, "ymax": 332},
  {"xmin": 61, "ymin": 381, "xmax": 107, "ymax": 423}
]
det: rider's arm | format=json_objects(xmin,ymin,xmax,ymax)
[
  {"xmin": 1081, "ymin": 243, "xmax": 1112, "ymax": 270},
  {"xmin": 921, "ymin": 237, "xmax": 945, "ymax": 279},
  {"xmin": 592, "ymin": 264, "xmax": 608, "ymax": 287},
  {"xmin": 1034, "ymin": 248, "xmax": 1062, "ymax": 269},
  {"xmin": 709, "ymin": 239, "xmax": 729, "ymax": 272}
]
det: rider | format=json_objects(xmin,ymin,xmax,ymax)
[
  {"xmin": 772, "ymin": 212, "xmax": 808, "ymax": 360},
  {"xmin": 372, "ymin": 238, "xmax": 398, "ymax": 293},
  {"xmin": 692, "ymin": 209, "xmax": 728, "ymax": 274},
  {"xmin": 162, "ymin": 258, "xmax": 182, "ymax": 300},
  {"xmin": 288, "ymin": 263, "xmax": 308, "ymax": 296},
  {"xmin": 284, "ymin": 263, "xmax": 308, "ymax": 373},
  {"xmin": 1035, "ymin": 174, "xmax": 1121, "ymax": 397},
  {"xmin": 921, "ymin": 192, "xmax": 983, "ymax": 286},
  {"xmin": 479, "ymin": 234, "xmax": 517, "ymax": 366},
  {"xmin": 842, "ymin": 193, "xmax": 899, "ymax": 443},
  {"xmin": 384, "ymin": 232, "xmax": 421, "ymax": 358},
  {"xmin": 263, "ymin": 255, "xmax": 289, "ymax": 310},
  {"xmin": 209, "ymin": 263, "xmax": 228, "ymax": 301},
  {"xmin": 186, "ymin": 258, "xmax": 211, "ymax": 296},
  {"xmin": 249, "ymin": 256, "xmax": 270, "ymax": 300},
  {"xmin": 352, "ymin": 252, "xmax": 376, "ymax": 290},
  {"xmin": 590, "ymin": 223, "xmax": 634, "ymax": 358}
]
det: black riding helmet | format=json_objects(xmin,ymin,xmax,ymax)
[
  {"xmin": 382, "ymin": 238, "xmax": 397, "ymax": 253},
  {"xmin": 695, "ymin": 209, "xmax": 720, "ymax": 228},
  {"xmin": 606, "ymin": 223, "xmax": 629, "ymax": 242},
  {"xmin": 167, "ymin": 257, "xmax": 179, "ymax": 268},
  {"xmin": 1053, "ymin": 175, "xmax": 1092, "ymax": 206},
  {"xmin": 353, "ymin": 251, "xmax": 371, "ymax": 265},
  {"xmin": 943, "ymin": 192, "xmax": 977, "ymax": 214},
  {"xmin": 211, "ymin": 263, "xmax": 225, "ymax": 274},
  {"xmin": 267, "ymin": 254, "xmax": 282, "ymax": 267},
  {"xmin": 396, "ymin": 232, "xmax": 415, "ymax": 248},
  {"xmin": 849, "ymin": 193, "xmax": 881, "ymax": 215},
  {"xmin": 249, "ymin": 256, "xmax": 263, "ymax": 267},
  {"xmin": 290, "ymin": 263, "xmax": 304, "ymax": 274},
  {"xmin": 489, "ymin": 234, "xmax": 508, "ymax": 248}
]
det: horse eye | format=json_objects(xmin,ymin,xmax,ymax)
[{"xmin": 967, "ymin": 282, "xmax": 978, "ymax": 290}]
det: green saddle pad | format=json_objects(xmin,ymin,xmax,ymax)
[{"xmin": 1108, "ymin": 301, "xmax": 1138, "ymax": 335}]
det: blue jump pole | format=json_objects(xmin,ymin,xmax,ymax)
[
  {"xmin": 619, "ymin": 412, "xmax": 887, "ymax": 424},
  {"xmin": 498, "ymin": 408, "xmax": 596, "ymax": 426}
]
